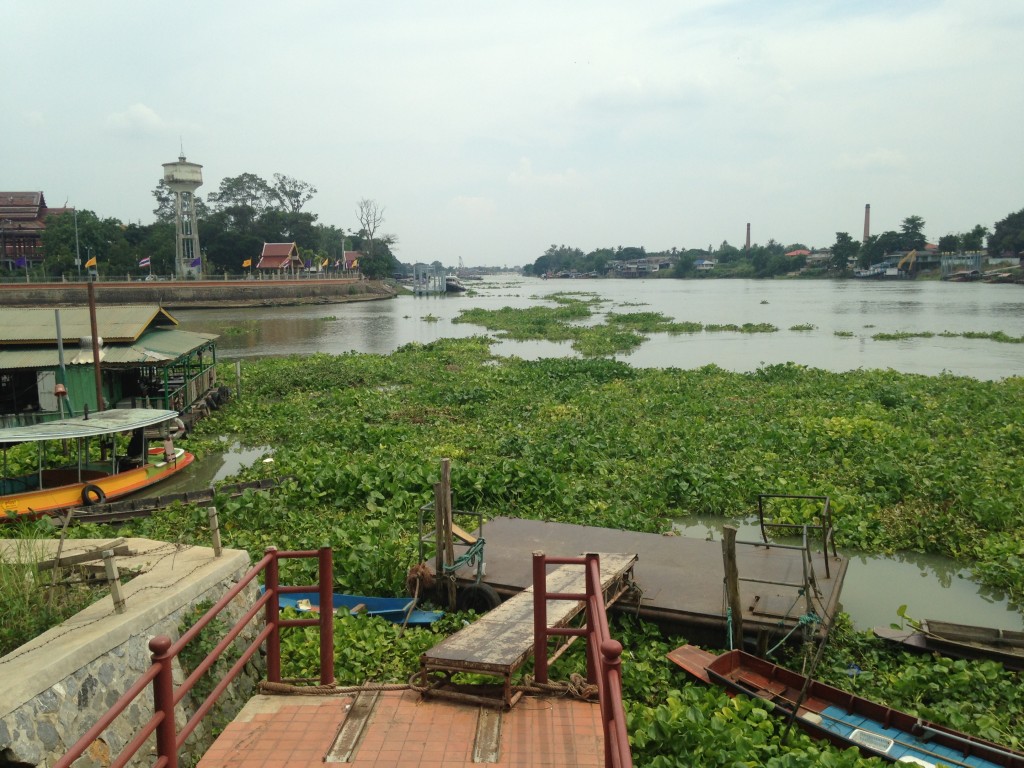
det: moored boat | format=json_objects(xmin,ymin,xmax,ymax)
[
  {"xmin": 445, "ymin": 275, "xmax": 467, "ymax": 293},
  {"xmin": 873, "ymin": 620, "xmax": 1024, "ymax": 671},
  {"xmin": 268, "ymin": 588, "xmax": 443, "ymax": 626},
  {"xmin": 1, "ymin": 408, "xmax": 194, "ymax": 518},
  {"xmin": 669, "ymin": 644, "xmax": 1024, "ymax": 767}
]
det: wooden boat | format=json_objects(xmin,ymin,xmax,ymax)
[
  {"xmin": 669, "ymin": 644, "xmax": 1024, "ymax": 767},
  {"xmin": 873, "ymin": 620, "xmax": 1024, "ymax": 671},
  {"xmin": 268, "ymin": 588, "xmax": 443, "ymax": 626},
  {"xmin": 0, "ymin": 408, "xmax": 194, "ymax": 518}
]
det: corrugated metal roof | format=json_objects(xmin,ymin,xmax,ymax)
[
  {"xmin": 0, "ymin": 408, "xmax": 179, "ymax": 445},
  {"xmin": 0, "ymin": 305, "xmax": 178, "ymax": 345},
  {"xmin": 0, "ymin": 328, "xmax": 216, "ymax": 370}
]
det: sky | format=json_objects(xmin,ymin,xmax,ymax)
[{"xmin": 6, "ymin": 1, "xmax": 1023, "ymax": 267}]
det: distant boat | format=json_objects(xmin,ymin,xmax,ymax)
[
  {"xmin": 445, "ymin": 275, "xmax": 467, "ymax": 293},
  {"xmin": 873, "ymin": 619, "xmax": 1024, "ymax": 671},
  {"xmin": 669, "ymin": 644, "xmax": 1024, "ymax": 767},
  {"xmin": 1, "ymin": 409, "xmax": 194, "ymax": 518},
  {"xmin": 267, "ymin": 588, "xmax": 443, "ymax": 626}
]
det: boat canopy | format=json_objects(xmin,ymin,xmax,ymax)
[{"xmin": 0, "ymin": 409, "xmax": 179, "ymax": 446}]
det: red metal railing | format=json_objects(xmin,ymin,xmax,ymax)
[
  {"xmin": 53, "ymin": 546, "xmax": 334, "ymax": 768},
  {"xmin": 532, "ymin": 552, "xmax": 633, "ymax": 768}
]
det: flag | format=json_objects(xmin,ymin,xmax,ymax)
[
  {"xmin": 333, "ymin": 259, "xmax": 341, "ymax": 267},
  {"xmin": 304, "ymin": 259, "xmax": 312, "ymax": 268},
  {"xmin": 321, "ymin": 258, "xmax": 329, "ymax": 267},
  {"xmin": 242, "ymin": 258, "xmax": 252, "ymax": 268},
  {"xmin": 351, "ymin": 258, "xmax": 359, "ymax": 268},
  {"xmin": 14, "ymin": 257, "xmax": 27, "ymax": 268},
  {"xmin": 190, "ymin": 257, "xmax": 202, "ymax": 267},
  {"xmin": 84, "ymin": 256, "xmax": 97, "ymax": 268},
  {"xmin": 138, "ymin": 256, "xmax": 151, "ymax": 268}
]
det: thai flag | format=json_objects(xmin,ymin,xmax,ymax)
[{"xmin": 139, "ymin": 256, "xmax": 151, "ymax": 268}]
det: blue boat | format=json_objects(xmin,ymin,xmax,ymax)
[
  {"xmin": 264, "ymin": 588, "xmax": 443, "ymax": 626},
  {"xmin": 669, "ymin": 644, "xmax": 1024, "ymax": 767}
]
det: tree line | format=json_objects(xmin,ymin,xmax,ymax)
[
  {"xmin": 34, "ymin": 173, "xmax": 401, "ymax": 279},
  {"xmin": 525, "ymin": 207, "xmax": 1024, "ymax": 278}
]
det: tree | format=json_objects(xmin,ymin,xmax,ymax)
[
  {"xmin": 899, "ymin": 215, "xmax": 926, "ymax": 251},
  {"xmin": 937, "ymin": 234, "xmax": 959, "ymax": 254},
  {"xmin": 356, "ymin": 198, "xmax": 385, "ymax": 272},
  {"xmin": 989, "ymin": 208, "xmax": 1024, "ymax": 256},
  {"xmin": 207, "ymin": 173, "xmax": 276, "ymax": 217},
  {"xmin": 830, "ymin": 232, "xmax": 859, "ymax": 274},
  {"xmin": 959, "ymin": 224, "xmax": 987, "ymax": 253},
  {"xmin": 271, "ymin": 174, "xmax": 317, "ymax": 213}
]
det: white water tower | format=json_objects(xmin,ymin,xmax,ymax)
[{"xmin": 162, "ymin": 154, "xmax": 203, "ymax": 278}]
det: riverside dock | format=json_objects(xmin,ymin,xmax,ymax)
[{"xmin": 442, "ymin": 515, "xmax": 848, "ymax": 646}]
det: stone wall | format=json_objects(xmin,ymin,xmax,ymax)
[
  {"xmin": 0, "ymin": 278, "xmax": 396, "ymax": 309},
  {"xmin": 0, "ymin": 539, "xmax": 263, "ymax": 768}
]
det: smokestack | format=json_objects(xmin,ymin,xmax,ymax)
[
  {"xmin": 745, "ymin": 223, "xmax": 751, "ymax": 251},
  {"xmin": 863, "ymin": 204, "xmax": 871, "ymax": 242}
]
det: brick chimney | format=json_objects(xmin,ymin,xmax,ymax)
[
  {"xmin": 863, "ymin": 204, "xmax": 871, "ymax": 242},
  {"xmin": 745, "ymin": 223, "xmax": 751, "ymax": 251}
]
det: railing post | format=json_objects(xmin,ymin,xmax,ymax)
[
  {"xmin": 532, "ymin": 551, "xmax": 548, "ymax": 684},
  {"xmin": 318, "ymin": 545, "xmax": 334, "ymax": 685},
  {"xmin": 584, "ymin": 554, "xmax": 599, "ymax": 684},
  {"xmin": 264, "ymin": 547, "xmax": 280, "ymax": 683},
  {"xmin": 149, "ymin": 635, "xmax": 178, "ymax": 768}
]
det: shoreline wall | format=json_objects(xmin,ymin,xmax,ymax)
[{"xmin": 0, "ymin": 278, "xmax": 397, "ymax": 308}]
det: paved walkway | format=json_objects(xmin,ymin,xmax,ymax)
[{"xmin": 198, "ymin": 690, "xmax": 605, "ymax": 768}]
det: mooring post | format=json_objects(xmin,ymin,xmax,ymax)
[
  {"xmin": 207, "ymin": 506, "xmax": 222, "ymax": 556},
  {"xmin": 441, "ymin": 458, "xmax": 457, "ymax": 609},
  {"xmin": 234, "ymin": 360, "xmax": 242, "ymax": 401},
  {"xmin": 103, "ymin": 549, "xmax": 126, "ymax": 614},
  {"xmin": 722, "ymin": 526, "xmax": 743, "ymax": 650}
]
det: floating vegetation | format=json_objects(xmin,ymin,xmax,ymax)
[
  {"xmin": 873, "ymin": 331, "xmax": 935, "ymax": 341},
  {"xmin": 871, "ymin": 330, "xmax": 1024, "ymax": 344},
  {"xmin": 789, "ymin": 323, "xmax": 816, "ymax": 331},
  {"xmin": 421, "ymin": 314, "xmax": 440, "ymax": 323},
  {"xmin": 705, "ymin": 322, "xmax": 778, "ymax": 333},
  {"xmin": 220, "ymin": 322, "xmax": 259, "ymax": 336},
  {"xmin": 834, "ymin": 330, "xmax": 854, "ymax": 337}
]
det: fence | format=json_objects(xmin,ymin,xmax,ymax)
[
  {"xmin": 532, "ymin": 552, "xmax": 633, "ymax": 768},
  {"xmin": 52, "ymin": 546, "xmax": 334, "ymax": 768}
]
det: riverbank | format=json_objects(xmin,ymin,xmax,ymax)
[{"xmin": 0, "ymin": 277, "xmax": 398, "ymax": 308}]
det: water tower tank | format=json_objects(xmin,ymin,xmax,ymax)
[{"xmin": 162, "ymin": 156, "xmax": 203, "ymax": 191}]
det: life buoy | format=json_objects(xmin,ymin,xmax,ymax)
[
  {"xmin": 168, "ymin": 417, "xmax": 186, "ymax": 438},
  {"xmin": 81, "ymin": 484, "xmax": 106, "ymax": 506}
]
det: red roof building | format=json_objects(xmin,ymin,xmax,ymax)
[
  {"xmin": 0, "ymin": 192, "xmax": 71, "ymax": 267},
  {"xmin": 256, "ymin": 242, "xmax": 302, "ymax": 273}
]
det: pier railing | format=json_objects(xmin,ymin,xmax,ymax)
[
  {"xmin": 532, "ymin": 552, "xmax": 633, "ymax": 768},
  {"xmin": 52, "ymin": 546, "xmax": 335, "ymax": 768}
]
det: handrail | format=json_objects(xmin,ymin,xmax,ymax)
[
  {"xmin": 531, "ymin": 552, "xmax": 633, "ymax": 768},
  {"xmin": 53, "ymin": 546, "xmax": 334, "ymax": 768}
]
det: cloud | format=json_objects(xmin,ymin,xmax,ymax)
[
  {"xmin": 833, "ymin": 149, "xmax": 909, "ymax": 172},
  {"xmin": 106, "ymin": 103, "xmax": 165, "ymax": 135},
  {"xmin": 507, "ymin": 158, "xmax": 580, "ymax": 188},
  {"xmin": 449, "ymin": 196, "xmax": 496, "ymax": 216}
]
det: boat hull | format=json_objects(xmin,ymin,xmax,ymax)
[
  {"xmin": 874, "ymin": 620, "xmax": 1024, "ymax": 671},
  {"xmin": 272, "ymin": 590, "xmax": 443, "ymax": 626},
  {"xmin": 1, "ymin": 447, "xmax": 194, "ymax": 517},
  {"xmin": 669, "ymin": 645, "xmax": 1024, "ymax": 767}
]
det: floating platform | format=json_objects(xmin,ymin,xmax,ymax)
[{"xmin": 444, "ymin": 516, "xmax": 848, "ymax": 645}]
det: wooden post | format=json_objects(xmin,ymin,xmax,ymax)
[
  {"xmin": 207, "ymin": 506, "xmax": 223, "ymax": 557},
  {"xmin": 440, "ymin": 459, "xmax": 456, "ymax": 609},
  {"xmin": 103, "ymin": 549, "xmax": 126, "ymax": 614},
  {"xmin": 434, "ymin": 480, "xmax": 444, "ymax": 605},
  {"xmin": 234, "ymin": 360, "xmax": 242, "ymax": 401},
  {"xmin": 722, "ymin": 526, "xmax": 743, "ymax": 650}
]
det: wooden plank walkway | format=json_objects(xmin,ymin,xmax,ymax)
[
  {"xmin": 443, "ymin": 517, "xmax": 848, "ymax": 645},
  {"xmin": 419, "ymin": 552, "xmax": 638, "ymax": 708}
]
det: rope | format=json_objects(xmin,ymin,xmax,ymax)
[
  {"xmin": 259, "ymin": 680, "xmax": 411, "ymax": 696},
  {"xmin": 441, "ymin": 538, "xmax": 486, "ymax": 583},
  {"xmin": 766, "ymin": 612, "xmax": 821, "ymax": 657}
]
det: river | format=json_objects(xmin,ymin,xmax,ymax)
[
  {"xmin": 173, "ymin": 275, "xmax": 1024, "ymax": 380},
  {"xmin": 170, "ymin": 276, "xmax": 1024, "ymax": 630}
]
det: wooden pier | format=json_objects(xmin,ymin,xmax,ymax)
[
  {"xmin": 419, "ymin": 551, "xmax": 638, "ymax": 708},
  {"xmin": 441, "ymin": 516, "xmax": 848, "ymax": 647}
]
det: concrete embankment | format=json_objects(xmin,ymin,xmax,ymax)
[{"xmin": 0, "ymin": 278, "xmax": 397, "ymax": 308}]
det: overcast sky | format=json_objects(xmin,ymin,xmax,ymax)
[{"xmin": 7, "ymin": 1, "xmax": 1022, "ymax": 267}]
